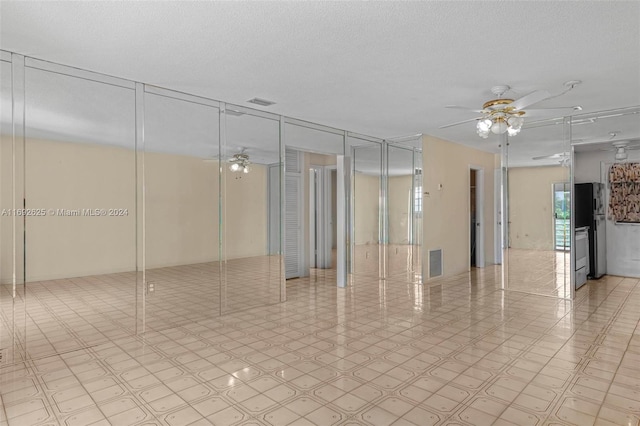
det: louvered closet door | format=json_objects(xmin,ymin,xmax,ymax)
[
  {"xmin": 285, "ymin": 148, "xmax": 303, "ymax": 279},
  {"xmin": 285, "ymin": 175, "xmax": 301, "ymax": 278}
]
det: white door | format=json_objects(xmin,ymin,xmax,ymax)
[{"xmin": 285, "ymin": 149, "xmax": 303, "ymax": 279}]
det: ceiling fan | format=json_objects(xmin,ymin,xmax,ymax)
[
  {"xmin": 532, "ymin": 152, "xmax": 571, "ymax": 166},
  {"xmin": 606, "ymin": 140, "xmax": 640, "ymax": 162},
  {"xmin": 574, "ymin": 132, "xmax": 640, "ymax": 162},
  {"xmin": 440, "ymin": 82, "xmax": 581, "ymax": 138}
]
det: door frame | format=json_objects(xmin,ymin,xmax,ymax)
[
  {"xmin": 469, "ymin": 165, "xmax": 485, "ymax": 268},
  {"xmin": 309, "ymin": 165, "xmax": 334, "ymax": 269},
  {"xmin": 552, "ymin": 182, "xmax": 571, "ymax": 251}
]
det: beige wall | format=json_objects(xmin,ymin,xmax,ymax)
[
  {"xmin": 145, "ymin": 151, "xmax": 219, "ymax": 269},
  {"xmin": 223, "ymin": 164, "xmax": 268, "ymax": 259},
  {"xmin": 388, "ymin": 175, "xmax": 412, "ymax": 244},
  {"xmin": 422, "ymin": 135, "xmax": 496, "ymax": 280},
  {"xmin": 1, "ymin": 136, "xmax": 25, "ymax": 283},
  {"xmin": 354, "ymin": 172, "xmax": 380, "ymax": 245},
  {"xmin": 508, "ymin": 166, "xmax": 567, "ymax": 250},
  {"xmin": 23, "ymin": 138, "xmax": 136, "ymax": 282},
  {"xmin": 1, "ymin": 137, "xmax": 269, "ymax": 283}
]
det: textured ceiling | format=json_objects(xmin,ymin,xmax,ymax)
[{"xmin": 1, "ymin": 1, "xmax": 639, "ymax": 166}]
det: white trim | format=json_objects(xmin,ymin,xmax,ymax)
[
  {"xmin": 337, "ymin": 155, "xmax": 350, "ymax": 288},
  {"xmin": 309, "ymin": 168, "xmax": 317, "ymax": 268},
  {"xmin": 145, "ymin": 85, "xmax": 221, "ymax": 108},
  {"xmin": 25, "ymin": 56, "xmax": 135, "ymax": 89}
]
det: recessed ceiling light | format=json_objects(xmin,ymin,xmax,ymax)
[{"xmin": 247, "ymin": 97, "xmax": 276, "ymax": 107}]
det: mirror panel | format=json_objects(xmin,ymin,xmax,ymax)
[
  {"xmin": 222, "ymin": 109, "xmax": 281, "ymax": 314},
  {"xmin": 572, "ymin": 107, "xmax": 640, "ymax": 283},
  {"xmin": 22, "ymin": 66, "xmax": 137, "ymax": 357},
  {"xmin": 504, "ymin": 118, "xmax": 571, "ymax": 298},
  {"xmin": 349, "ymin": 137, "xmax": 383, "ymax": 278},
  {"xmin": 0, "ymin": 57, "xmax": 22, "ymax": 363},
  {"xmin": 387, "ymin": 145, "xmax": 422, "ymax": 282},
  {"xmin": 143, "ymin": 89, "xmax": 220, "ymax": 329},
  {"xmin": 282, "ymin": 122, "xmax": 344, "ymax": 283}
]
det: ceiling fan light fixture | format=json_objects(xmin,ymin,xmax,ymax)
[
  {"xmin": 507, "ymin": 126, "xmax": 520, "ymax": 136},
  {"xmin": 477, "ymin": 118, "xmax": 492, "ymax": 132},
  {"xmin": 491, "ymin": 119, "xmax": 508, "ymax": 134},
  {"xmin": 615, "ymin": 148, "xmax": 628, "ymax": 161},
  {"xmin": 477, "ymin": 128, "xmax": 490, "ymax": 138},
  {"xmin": 507, "ymin": 116, "xmax": 524, "ymax": 130},
  {"xmin": 229, "ymin": 150, "xmax": 251, "ymax": 173}
]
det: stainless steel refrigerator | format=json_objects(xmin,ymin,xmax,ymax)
[{"xmin": 575, "ymin": 183, "xmax": 607, "ymax": 278}]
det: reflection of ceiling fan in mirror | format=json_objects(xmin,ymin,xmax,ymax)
[
  {"xmin": 228, "ymin": 148, "xmax": 251, "ymax": 173},
  {"xmin": 574, "ymin": 132, "xmax": 640, "ymax": 162},
  {"xmin": 607, "ymin": 140, "xmax": 640, "ymax": 162},
  {"xmin": 440, "ymin": 82, "xmax": 581, "ymax": 138},
  {"xmin": 532, "ymin": 152, "xmax": 571, "ymax": 166}
]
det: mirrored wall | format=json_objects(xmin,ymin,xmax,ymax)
[
  {"xmin": 0, "ymin": 52, "xmax": 288, "ymax": 362},
  {"xmin": 283, "ymin": 121, "xmax": 345, "ymax": 283},
  {"xmin": 572, "ymin": 107, "xmax": 640, "ymax": 285},
  {"xmin": 349, "ymin": 135, "xmax": 383, "ymax": 278},
  {"xmin": 387, "ymin": 144, "xmax": 422, "ymax": 283},
  {"xmin": 0, "ymin": 51, "xmax": 21, "ymax": 363},
  {"xmin": 143, "ymin": 87, "xmax": 220, "ymax": 329},
  {"xmin": 222, "ymin": 106, "xmax": 282, "ymax": 314},
  {"xmin": 2, "ymin": 50, "xmax": 428, "ymax": 363},
  {"xmin": 502, "ymin": 117, "xmax": 572, "ymax": 298}
]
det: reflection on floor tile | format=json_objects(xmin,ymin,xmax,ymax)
[
  {"xmin": 1, "ymin": 263, "xmax": 639, "ymax": 425},
  {"xmin": 505, "ymin": 249, "xmax": 571, "ymax": 297}
]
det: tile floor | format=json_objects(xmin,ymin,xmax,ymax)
[
  {"xmin": 504, "ymin": 249, "xmax": 571, "ymax": 298},
  {"xmin": 0, "ymin": 257, "xmax": 282, "ymax": 362},
  {"xmin": 2, "ymin": 261, "xmax": 640, "ymax": 425}
]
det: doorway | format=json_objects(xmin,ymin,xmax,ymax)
[
  {"xmin": 309, "ymin": 165, "xmax": 336, "ymax": 270},
  {"xmin": 553, "ymin": 182, "xmax": 571, "ymax": 251},
  {"xmin": 470, "ymin": 167, "xmax": 485, "ymax": 268}
]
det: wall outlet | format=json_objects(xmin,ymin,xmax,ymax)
[{"xmin": 147, "ymin": 282, "xmax": 155, "ymax": 293}]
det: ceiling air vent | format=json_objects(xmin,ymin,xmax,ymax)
[{"xmin": 247, "ymin": 97, "xmax": 276, "ymax": 107}]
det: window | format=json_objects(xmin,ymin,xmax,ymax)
[{"xmin": 414, "ymin": 185, "xmax": 423, "ymax": 214}]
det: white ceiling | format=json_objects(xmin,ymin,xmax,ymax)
[{"xmin": 1, "ymin": 1, "xmax": 639, "ymax": 166}]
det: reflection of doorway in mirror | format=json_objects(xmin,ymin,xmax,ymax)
[
  {"xmin": 309, "ymin": 164, "xmax": 336, "ymax": 271},
  {"xmin": 470, "ymin": 170, "xmax": 477, "ymax": 267},
  {"xmin": 553, "ymin": 182, "xmax": 571, "ymax": 251},
  {"xmin": 469, "ymin": 166, "xmax": 485, "ymax": 268}
]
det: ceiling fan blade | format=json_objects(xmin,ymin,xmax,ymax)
[
  {"xmin": 532, "ymin": 152, "xmax": 569, "ymax": 160},
  {"xmin": 523, "ymin": 107, "xmax": 577, "ymax": 117},
  {"xmin": 509, "ymin": 90, "xmax": 552, "ymax": 111},
  {"xmin": 439, "ymin": 117, "xmax": 484, "ymax": 129},
  {"xmin": 445, "ymin": 105, "xmax": 484, "ymax": 113}
]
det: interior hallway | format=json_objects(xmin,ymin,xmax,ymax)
[{"xmin": 1, "ymin": 267, "xmax": 639, "ymax": 426}]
